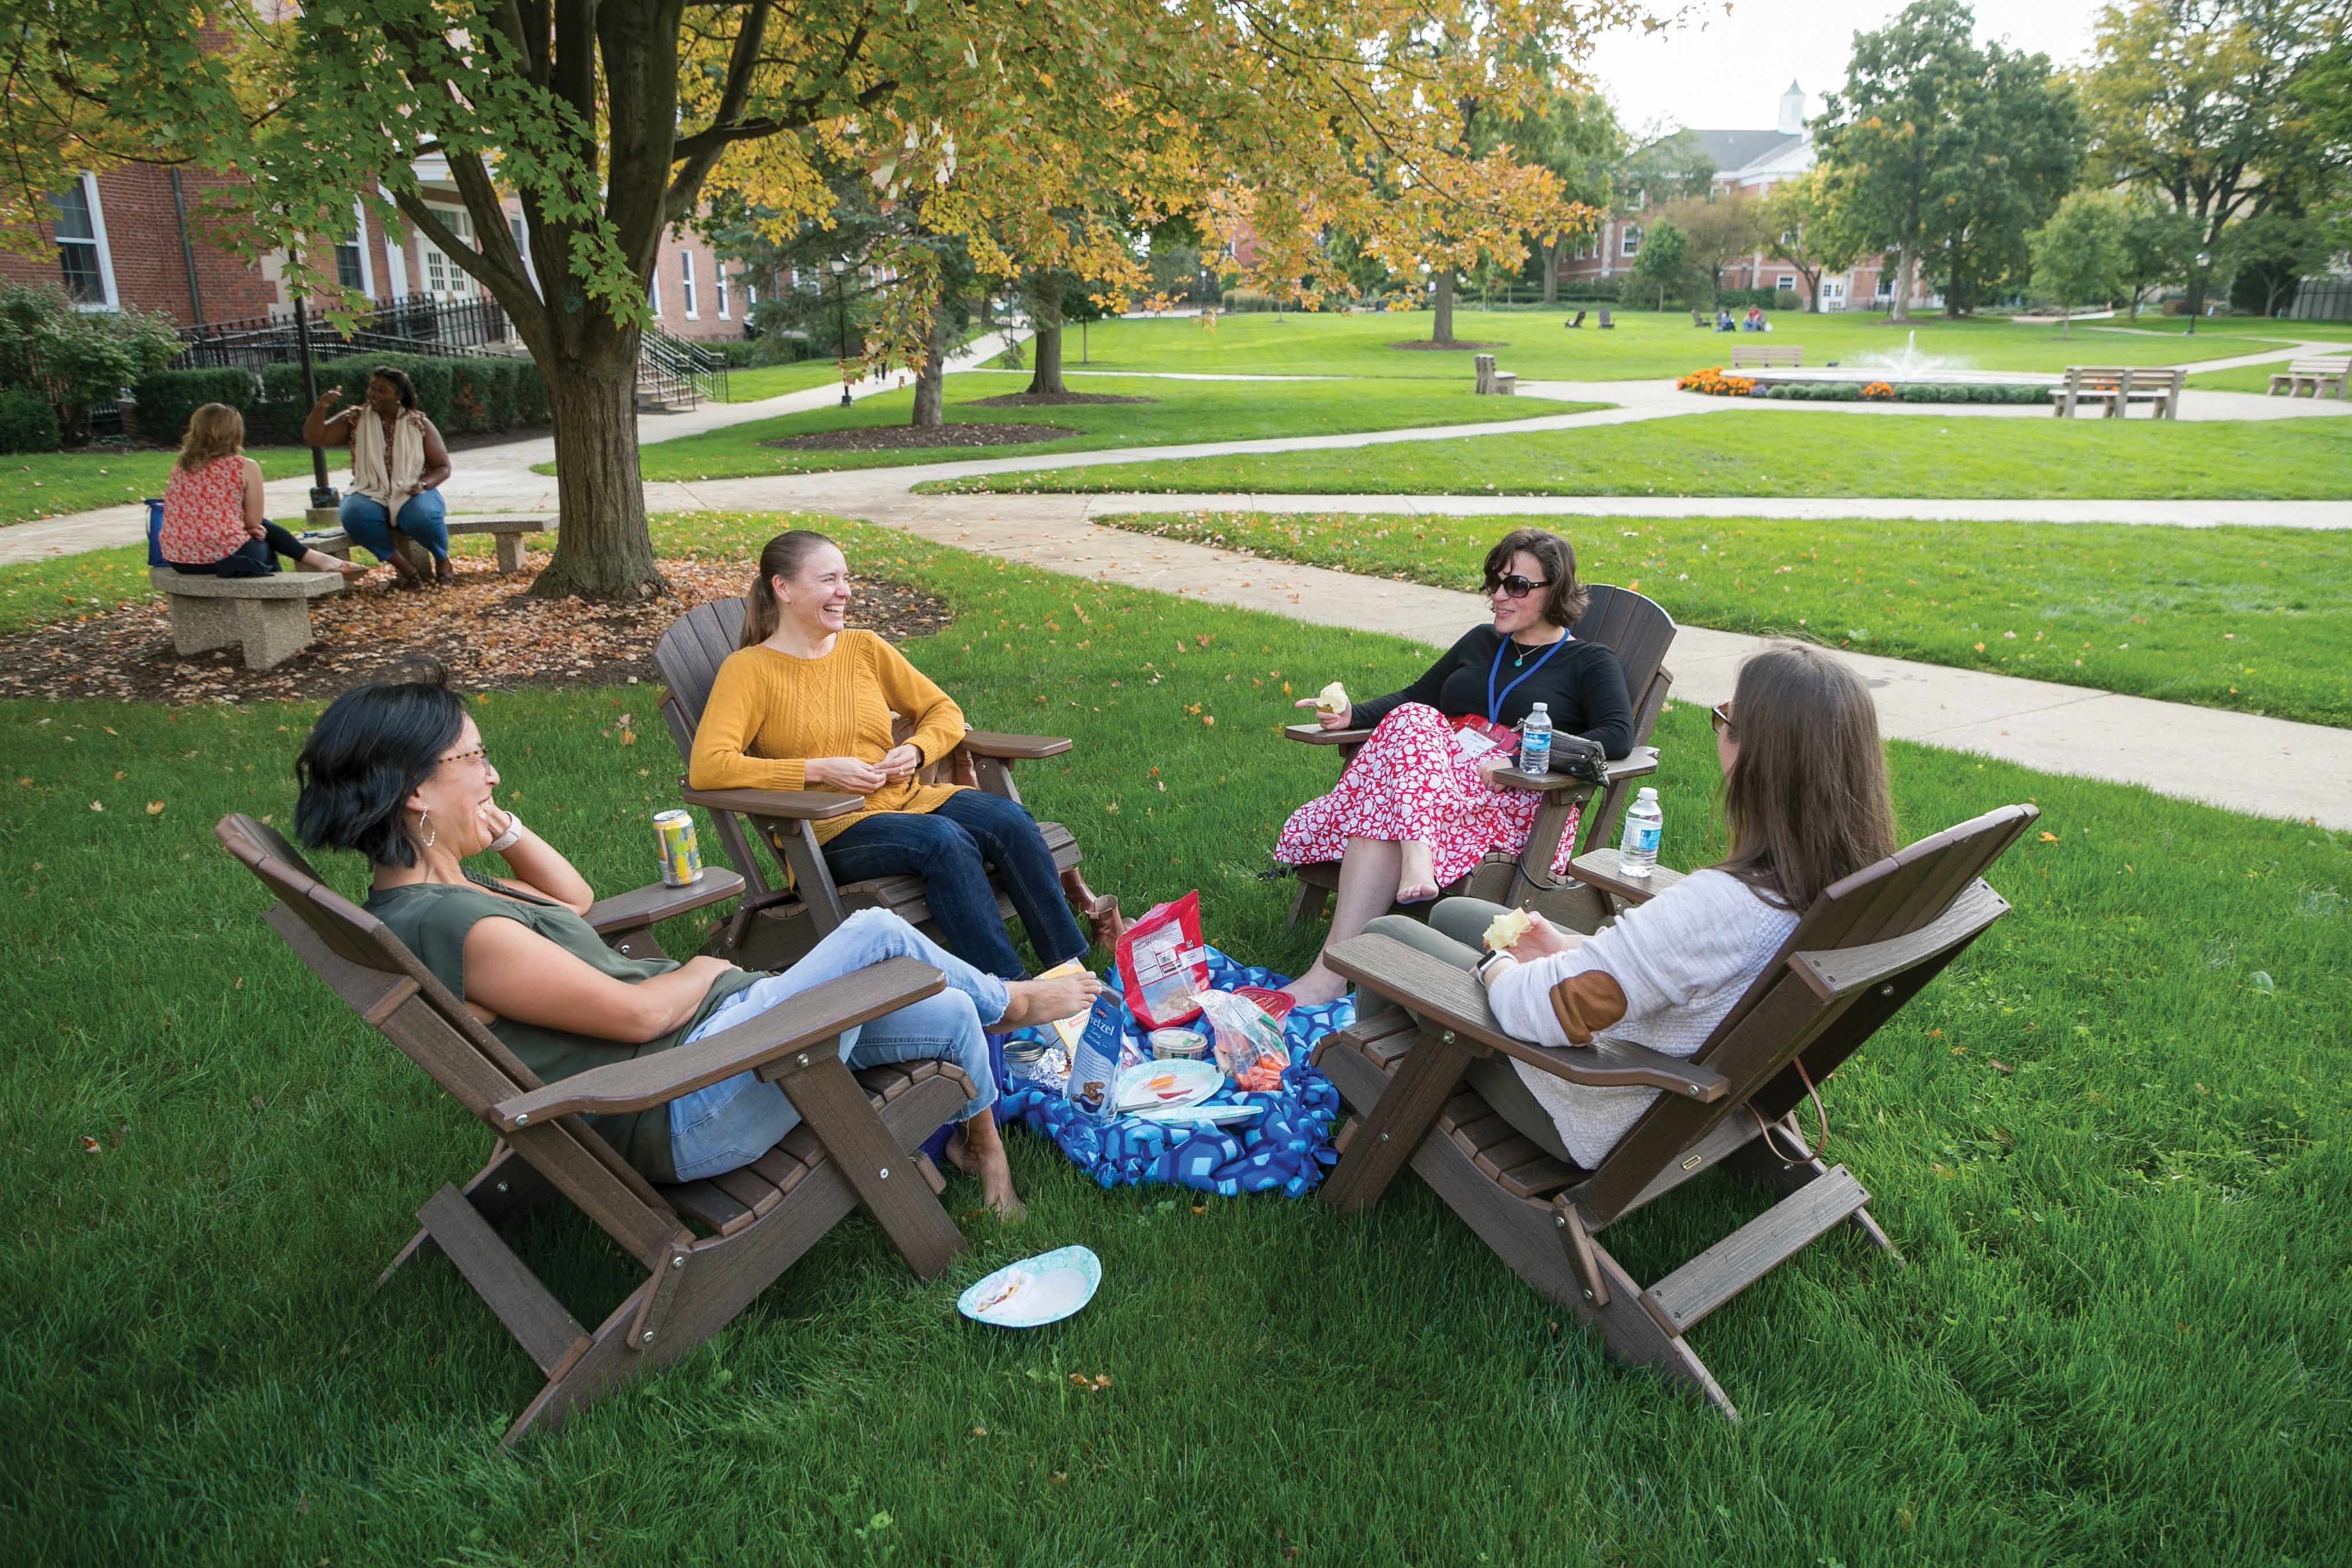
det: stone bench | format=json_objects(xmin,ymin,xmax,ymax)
[
  {"xmin": 150, "ymin": 568, "xmax": 344, "ymax": 670},
  {"xmin": 1472, "ymin": 353, "xmax": 1517, "ymax": 395},
  {"xmin": 2051, "ymin": 365, "xmax": 2184, "ymax": 420},
  {"xmin": 304, "ymin": 514, "xmax": 553, "ymax": 575},
  {"xmin": 2268, "ymin": 358, "xmax": 2349, "ymax": 399}
]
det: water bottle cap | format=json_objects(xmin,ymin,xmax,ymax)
[
  {"xmin": 1636, "ymin": 786, "xmax": 1658, "ymax": 799},
  {"xmin": 1530, "ymin": 703, "xmax": 1547, "ymax": 712}
]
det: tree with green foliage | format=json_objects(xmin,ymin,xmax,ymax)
[
  {"xmin": 1, "ymin": 0, "xmax": 1653, "ymax": 599},
  {"xmin": 2118, "ymin": 201, "xmax": 2200, "ymax": 317},
  {"xmin": 2028, "ymin": 190, "xmax": 2128, "ymax": 335},
  {"xmin": 2082, "ymin": 0, "xmax": 2350, "ymax": 323},
  {"xmin": 1621, "ymin": 128, "xmax": 1718, "ymax": 207},
  {"xmin": 1507, "ymin": 89, "xmax": 1625, "ymax": 303},
  {"xmin": 0, "ymin": 281, "xmax": 180, "ymax": 447},
  {"xmin": 1920, "ymin": 44, "xmax": 2083, "ymax": 315},
  {"xmin": 1629, "ymin": 221, "xmax": 1690, "ymax": 309},
  {"xmin": 1813, "ymin": 0, "xmax": 1986, "ymax": 323},
  {"xmin": 1654, "ymin": 194, "xmax": 1763, "ymax": 309},
  {"xmin": 2225, "ymin": 205, "xmax": 2337, "ymax": 317},
  {"xmin": 1757, "ymin": 170, "xmax": 1863, "ymax": 313}
]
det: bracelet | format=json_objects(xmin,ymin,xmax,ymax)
[{"xmin": 487, "ymin": 811, "xmax": 526, "ymax": 854}]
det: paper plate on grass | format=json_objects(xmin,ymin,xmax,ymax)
[
  {"xmin": 1114, "ymin": 1057, "xmax": 1221, "ymax": 1113},
  {"xmin": 957, "ymin": 1245, "xmax": 1101, "ymax": 1328}
]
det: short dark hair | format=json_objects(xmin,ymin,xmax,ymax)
[
  {"xmin": 1481, "ymin": 527, "xmax": 1589, "ymax": 626},
  {"xmin": 367, "ymin": 366, "xmax": 418, "ymax": 411},
  {"xmin": 295, "ymin": 669, "xmax": 467, "ymax": 868}
]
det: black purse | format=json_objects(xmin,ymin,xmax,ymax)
[{"xmin": 1539, "ymin": 732, "xmax": 1610, "ymax": 785}]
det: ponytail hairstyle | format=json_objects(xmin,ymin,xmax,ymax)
[
  {"xmin": 740, "ymin": 528, "xmax": 842, "ymax": 648},
  {"xmin": 1716, "ymin": 643, "xmax": 1898, "ymax": 912}
]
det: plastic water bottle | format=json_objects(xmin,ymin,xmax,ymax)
[
  {"xmin": 1518, "ymin": 702, "xmax": 1554, "ymax": 776},
  {"xmin": 1619, "ymin": 786, "xmax": 1663, "ymax": 877}
]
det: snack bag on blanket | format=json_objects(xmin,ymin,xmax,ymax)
[
  {"xmin": 1116, "ymin": 891, "xmax": 1210, "ymax": 1029},
  {"xmin": 1196, "ymin": 989, "xmax": 1290, "ymax": 1093}
]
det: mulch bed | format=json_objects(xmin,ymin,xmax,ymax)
[
  {"xmin": 961, "ymin": 390, "xmax": 1158, "ymax": 407},
  {"xmin": 0, "ymin": 551, "xmax": 954, "ymax": 707},
  {"xmin": 1388, "ymin": 339, "xmax": 1504, "ymax": 351},
  {"xmin": 761, "ymin": 422, "xmax": 1078, "ymax": 452}
]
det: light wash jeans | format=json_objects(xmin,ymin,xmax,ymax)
[{"xmin": 665, "ymin": 909, "xmax": 1010, "ymax": 1183}]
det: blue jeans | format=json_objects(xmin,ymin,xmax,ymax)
[
  {"xmin": 340, "ymin": 489, "xmax": 449, "ymax": 561},
  {"xmin": 665, "ymin": 909, "xmax": 1009, "ymax": 1183},
  {"xmin": 822, "ymin": 789, "xmax": 1088, "ymax": 980}
]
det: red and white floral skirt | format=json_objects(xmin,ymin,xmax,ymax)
[{"xmin": 1273, "ymin": 703, "xmax": 1579, "ymax": 888}]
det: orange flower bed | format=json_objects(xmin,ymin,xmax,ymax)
[
  {"xmin": 1676, "ymin": 367, "xmax": 1757, "ymax": 397},
  {"xmin": 1861, "ymin": 381, "xmax": 1897, "ymax": 401}
]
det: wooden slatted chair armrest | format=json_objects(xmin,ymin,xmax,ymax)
[
  {"xmin": 1284, "ymin": 722, "xmax": 1374, "ymax": 746},
  {"xmin": 1787, "ymin": 879, "xmax": 2011, "ymax": 1000},
  {"xmin": 1487, "ymin": 767, "xmax": 1600, "ymax": 801},
  {"xmin": 1326, "ymin": 934, "xmax": 1728, "ymax": 1101},
  {"xmin": 1563, "ymin": 849, "xmax": 1687, "ymax": 905},
  {"xmin": 680, "ymin": 785, "xmax": 864, "ymax": 821},
  {"xmin": 582, "ymin": 868, "xmax": 745, "ymax": 937},
  {"xmin": 487, "ymin": 957, "xmax": 947, "ymax": 1130},
  {"xmin": 1601, "ymin": 747, "xmax": 1661, "ymax": 784},
  {"xmin": 957, "ymin": 731, "xmax": 1073, "ymax": 759}
]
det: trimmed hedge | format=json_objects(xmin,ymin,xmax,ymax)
[
  {"xmin": 130, "ymin": 367, "xmax": 261, "ymax": 445},
  {"xmin": 1756, "ymin": 379, "xmax": 2050, "ymax": 405},
  {"xmin": 0, "ymin": 389, "xmax": 62, "ymax": 454},
  {"xmin": 256, "ymin": 352, "xmax": 548, "ymax": 440}
]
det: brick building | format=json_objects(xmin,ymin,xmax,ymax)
[{"xmin": 3, "ymin": 156, "xmax": 750, "ymax": 342}]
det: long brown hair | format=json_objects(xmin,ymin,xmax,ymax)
[
  {"xmin": 1481, "ymin": 526, "xmax": 1589, "ymax": 626},
  {"xmin": 1717, "ymin": 644, "xmax": 1898, "ymax": 911},
  {"xmin": 739, "ymin": 529, "xmax": 841, "ymax": 647},
  {"xmin": 177, "ymin": 403, "xmax": 246, "ymax": 472}
]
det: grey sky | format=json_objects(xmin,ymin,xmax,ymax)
[{"xmin": 1579, "ymin": 0, "xmax": 2108, "ymax": 138}]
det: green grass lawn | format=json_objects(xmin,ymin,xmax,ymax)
[
  {"xmin": 7, "ymin": 513, "xmax": 2349, "ymax": 1565},
  {"xmin": 1049, "ymin": 308, "xmax": 2303, "ymax": 383},
  {"xmin": 715, "ymin": 360, "xmax": 868, "ymax": 402},
  {"xmin": 928, "ymin": 409, "xmax": 2352, "ymax": 500},
  {"xmin": 1100, "ymin": 510, "xmax": 2352, "ymax": 728},
  {"xmin": 2, "ymin": 446, "xmax": 324, "ymax": 527},
  {"xmin": 2189, "ymin": 354, "xmax": 2352, "ymax": 395},
  {"xmin": 614, "ymin": 375, "xmax": 1590, "ymax": 481}
]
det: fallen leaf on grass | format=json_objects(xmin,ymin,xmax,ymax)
[
  {"xmin": 81, "ymin": 1136, "xmax": 101, "ymax": 1154},
  {"xmin": 2037, "ymin": 831, "xmax": 2060, "ymax": 842},
  {"xmin": 146, "ymin": 801, "xmax": 165, "ymax": 816}
]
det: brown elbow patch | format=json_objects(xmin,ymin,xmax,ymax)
[{"xmin": 1547, "ymin": 971, "xmax": 1628, "ymax": 1044}]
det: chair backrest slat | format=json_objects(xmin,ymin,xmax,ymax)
[
  {"xmin": 1571, "ymin": 584, "xmax": 1676, "ymax": 747},
  {"xmin": 653, "ymin": 599, "xmax": 747, "ymax": 727},
  {"xmin": 1570, "ymin": 804, "xmax": 2036, "ymax": 1226}
]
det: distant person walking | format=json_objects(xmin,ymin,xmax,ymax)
[
  {"xmin": 157, "ymin": 403, "xmax": 370, "ymax": 581},
  {"xmin": 302, "ymin": 367, "xmax": 454, "ymax": 590}
]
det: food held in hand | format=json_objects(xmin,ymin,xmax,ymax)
[
  {"xmin": 1314, "ymin": 681, "xmax": 1350, "ymax": 715},
  {"xmin": 1484, "ymin": 907, "xmax": 1534, "ymax": 952}
]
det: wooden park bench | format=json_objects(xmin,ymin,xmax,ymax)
[
  {"xmin": 1283, "ymin": 583, "xmax": 1675, "ymax": 933},
  {"xmin": 1472, "ymin": 354, "xmax": 1518, "ymax": 395},
  {"xmin": 1597, "ymin": 309, "xmax": 1614, "ymax": 330},
  {"xmin": 1563, "ymin": 310, "xmax": 1586, "ymax": 330},
  {"xmin": 2268, "ymin": 358, "xmax": 2350, "ymax": 399},
  {"xmin": 217, "ymin": 813, "xmax": 993, "ymax": 1445},
  {"xmin": 1730, "ymin": 344, "xmax": 1801, "ymax": 370},
  {"xmin": 306, "ymin": 513, "xmax": 554, "ymax": 575},
  {"xmin": 653, "ymin": 597, "xmax": 1123, "ymax": 970},
  {"xmin": 149, "ymin": 567, "xmax": 344, "ymax": 670},
  {"xmin": 2051, "ymin": 366, "xmax": 2184, "ymax": 420},
  {"xmin": 1310, "ymin": 802, "xmax": 2037, "ymax": 1420}
]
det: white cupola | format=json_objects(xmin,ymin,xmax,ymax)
[{"xmin": 1778, "ymin": 80, "xmax": 1806, "ymax": 135}]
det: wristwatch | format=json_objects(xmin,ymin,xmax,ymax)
[{"xmin": 1473, "ymin": 949, "xmax": 1516, "ymax": 984}]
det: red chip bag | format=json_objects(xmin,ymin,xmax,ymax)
[{"xmin": 1115, "ymin": 891, "xmax": 1210, "ymax": 1029}]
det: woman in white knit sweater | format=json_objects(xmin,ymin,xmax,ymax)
[{"xmin": 1365, "ymin": 643, "xmax": 1899, "ymax": 1169}]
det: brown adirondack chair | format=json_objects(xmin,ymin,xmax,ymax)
[
  {"xmin": 217, "ymin": 813, "xmax": 982, "ymax": 1445},
  {"xmin": 1284, "ymin": 583, "xmax": 1676, "ymax": 932},
  {"xmin": 1310, "ymin": 802, "xmax": 2039, "ymax": 1420},
  {"xmin": 654, "ymin": 598, "xmax": 1123, "ymax": 970}
]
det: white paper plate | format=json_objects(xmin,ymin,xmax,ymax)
[
  {"xmin": 1127, "ymin": 1101, "xmax": 1265, "ymax": 1127},
  {"xmin": 1113, "ymin": 1057, "xmax": 1221, "ymax": 1113},
  {"xmin": 955, "ymin": 1245, "xmax": 1101, "ymax": 1328}
]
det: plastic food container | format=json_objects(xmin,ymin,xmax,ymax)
[{"xmin": 1148, "ymin": 1027, "xmax": 1209, "ymax": 1062}]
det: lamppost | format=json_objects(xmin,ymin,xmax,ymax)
[
  {"xmin": 2188, "ymin": 250, "xmax": 2212, "ymax": 336},
  {"xmin": 830, "ymin": 258, "xmax": 853, "ymax": 406},
  {"xmin": 290, "ymin": 249, "xmax": 339, "ymax": 520}
]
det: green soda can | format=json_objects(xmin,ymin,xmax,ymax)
[{"xmin": 653, "ymin": 809, "xmax": 703, "ymax": 887}]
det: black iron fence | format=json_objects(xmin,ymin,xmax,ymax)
[{"xmin": 172, "ymin": 293, "xmax": 515, "ymax": 373}]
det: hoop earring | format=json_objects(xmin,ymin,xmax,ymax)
[{"xmin": 419, "ymin": 809, "xmax": 436, "ymax": 849}]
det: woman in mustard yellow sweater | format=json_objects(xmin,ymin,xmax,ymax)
[{"xmin": 688, "ymin": 530, "xmax": 1091, "ymax": 979}]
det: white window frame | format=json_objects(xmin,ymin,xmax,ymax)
[
  {"xmin": 379, "ymin": 186, "xmax": 410, "ymax": 298},
  {"xmin": 679, "ymin": 249, "xmax": 697, "ymax": 319},
  {"xmin": 418, "ymin": 207, "xmax": 476, "ymax": 299},
  {"xmin": 716, "ymin": 266, "xmax": 730, "ymax": 320},
  {"xmin": 54, "ymin": 172, "xmax": 120, "ymax": 311},
  {"xmin": 1776, "ymin": 274, "xmax": 1796, "ymax": 292},
  {"xmin": 335, "ymin": 198, "xmax": 375, "ymax": 297},
  {"xmin": 647, "ymin": 273, "xmax": 661, "ymax": 318},
  {"xmin": 1621, "ymin": 224, "xmax": 1642, "ymax": 258},
  {"xmin": 509, "ymin": 213, "xmax": 538, "ymax": 291}
]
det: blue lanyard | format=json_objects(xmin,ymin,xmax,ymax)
[{"xmin": 1487, "ymin": 633, "xmax": 1568, "ymax": 724}]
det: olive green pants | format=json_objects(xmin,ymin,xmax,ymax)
[{"xmin": 1363, "ymin": 897, "xmax": 1577, "ymax": 1166}]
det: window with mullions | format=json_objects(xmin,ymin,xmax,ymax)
[{"xmin": 53, "ymin": 178, "xmax": 110, "ymax": 305}]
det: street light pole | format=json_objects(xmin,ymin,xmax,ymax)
[
  {"xmin": 830, "ymin": 258, "xmax": 853, "ymax": 407},
  {"xmin": 2188, "ymin": 250, "xmax": 2212, "ymax": 337},
  {"xmin": 291, "ymin": 254, "xmax": 338, "ymax": 511}
]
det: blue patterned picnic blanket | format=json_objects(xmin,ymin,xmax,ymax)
[{"xmin": 993, "ymin": 946, "xmax": 1354, "ymax": 1198}]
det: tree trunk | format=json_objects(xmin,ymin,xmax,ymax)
[
  {"xmin": 1026, "ymin": 320, "xmax": 1066, "ymax": 395},
  {"xmin": 530, "ymin": 336, "xmax": 663, "ymax": 601},
  {"xmin": 1542, "ymin": 240, "xmax": 1560, "ymax": 304},
  {"xmin": 1886, "ymin": 246, "xmax": 1914, "ymax": 324},
  {"xmin": 1432, "ymin": 268, "xmax": 1456, "ymax": 343},
  {"xmin": 911, "ymin": 303, "xmax": 952, "ymax": 428}
]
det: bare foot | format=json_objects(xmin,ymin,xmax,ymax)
[
  {"xmin": 1397, "ymin": 841, "xmax": 1440, "ymax": 904},
  {"xmin": 945, "ymin": 1124, "xmax": 1026, "ymax": 1221},
  {"xmin": 1281, "ymin": 961, "xmax": 1349, "ymax": 1008},
  {"xmin": 998, "ymin": 970, "xmax": 1103, "ymax": 1029}
]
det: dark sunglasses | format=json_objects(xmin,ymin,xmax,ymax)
[
  {"xmin": 1489, "ymin": 573, "xmax": 1551, "ymax": 601},
  {"xmin": 1710, "ymin": 701, "xmax": 1734, "ymax": 736}
]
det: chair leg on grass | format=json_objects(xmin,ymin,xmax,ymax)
[
  {"xmin": 1318, "ymin": 1022, "xmax": 1478, "ymax": 1212},
  {"xmin": 378, "ymin": 1143, "xmax": 553, "ymax": 1288}
]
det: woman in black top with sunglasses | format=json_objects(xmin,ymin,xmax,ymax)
[{"xmin": 1276, "ymin": 527, "xmax": 1633, "ymax": 1004}]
